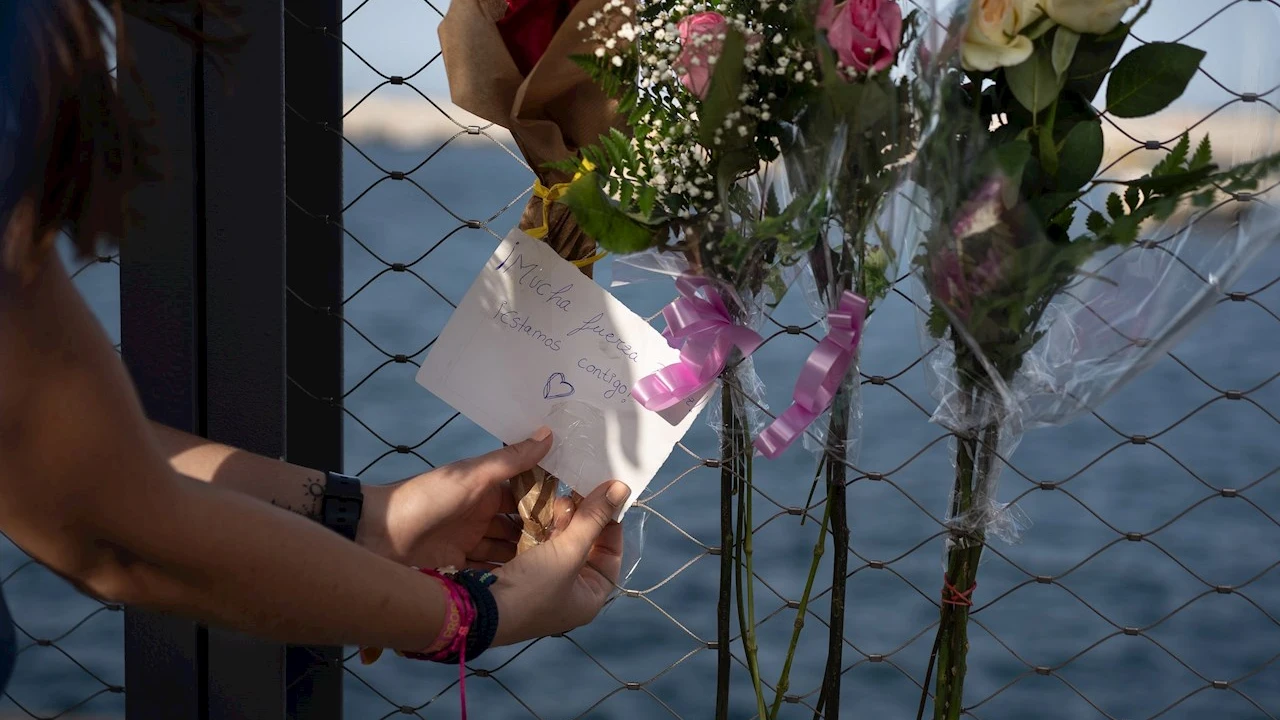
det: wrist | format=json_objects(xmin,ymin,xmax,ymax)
[
  {"xmin": 354, "ymin": 483, "xmax": 391, "ymax": 553},
  {"xmin": 489, "ymin": 579, "xmax": 523, "ymax": 648},
  {"xmin": 318, "ymin": 471, "xmax": 364, "ymax": 542}
]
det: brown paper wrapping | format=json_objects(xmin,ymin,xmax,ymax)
[{"xmin": 439, "ymin": 0, "xmax": 617, "ymax": 552}]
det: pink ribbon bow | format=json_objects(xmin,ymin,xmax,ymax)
[
  {"xmin": 754, "ymin": 290, "xmax": 868, "ymax": 459},
  {"xmin": 634, "ymin": 275, "xmax": 765, "ymax": 412}
]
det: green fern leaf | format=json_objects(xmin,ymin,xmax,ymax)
[
  {"xmin": 1191, "ymin": 134, "xmax": 1213, "ymax": 170},
  {"xmin": 1107, "ymin": 192, "xmax": 1125, "ymax": 219},
  {"xmin": 1086, "ymin": 210, "xmax": 1108, "ymax": 235}
]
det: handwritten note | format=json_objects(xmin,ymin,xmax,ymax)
[{"xmin": 417, "ymin": 229, "xmax": 710, "ymax": 517}]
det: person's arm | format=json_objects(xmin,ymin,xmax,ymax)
[
  {"xmin": 149, "ymin": 422, "xmax": 331, "ymax": 519},
  {"xmin": 0, "ymin": 243, "xmax": 445, "ymax": 649},
  {"xmin": 0, "ymin": 240, "xmax": 622, "ymax": 650}
]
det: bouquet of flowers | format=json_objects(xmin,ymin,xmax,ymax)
[
  {"xmin": 900, "ymin": 2, "xmax": 1280, "ymax": 717},
  {"xmin": 438, "ymin": 0, "xmax": 618, "ymax": 553},
  {"xmin": 552, "ymin": 0, "xmax": 922, "ymax": 715}
]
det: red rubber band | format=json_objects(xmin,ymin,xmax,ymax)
[{"xmin": 942, "ymin": 575, "xmax": 977, "ymax": 607}]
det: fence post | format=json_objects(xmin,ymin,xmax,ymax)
[
  {"xmin": 119, "ymin": 11, "xmax": 205, "ymax": 720},
  {"xmin": 200, "ymin": 0, "xmax": 290, "ymax": 717},
  {"xmin": 122, "ymin": 0, "xmax": 350, "ymax": 716},
  {"xmin": 283, "ymin": 0, "xmax": 346, "ymax": 715}
]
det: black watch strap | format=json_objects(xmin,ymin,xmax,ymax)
[{"xmin": 321, "ymin": 471, "xmax": 363, "ymax": 541}]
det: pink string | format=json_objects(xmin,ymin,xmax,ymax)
[{"xmin": 418, "ymin": 569, "xmax": 477, "ymax": 720}]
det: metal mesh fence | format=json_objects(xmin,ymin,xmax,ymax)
[
  {"xmin": 3, "ymin": 1, "xmax": 1277, "ymax": 718},
  {"xmin": 0, "ymin": 250, "xmax": 125, "ymax": 719},
  {"xmin": 317, "ymin": 0, "xmax": 1280, "ymax": 718}
]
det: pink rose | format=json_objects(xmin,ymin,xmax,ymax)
[
  {"xmin": 818, "ymin": 0, "xmax": 904, "ymax": 76},
  {"xmin": 930, "ymin": 246, "xmax": 1004, "ymax": 321},
  {"xmin": 675, "ymin": 11, "xmax": 727, "ymax": 99}
]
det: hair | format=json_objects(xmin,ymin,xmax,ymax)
[{"xmin": 0, "ymin": 0, "xmax": 241, "ymax": 278}]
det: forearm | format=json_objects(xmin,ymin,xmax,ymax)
[
  {"xmin": 150, "ymin": 421, "xmax": 326, "ymax": 518},
  {"xmin": 0, "ymin": 257, "xmax": 438, "ymax": 652},
  {"xmin": 96, "ymin": 474, "xmax": 442, "ymax": 650}
]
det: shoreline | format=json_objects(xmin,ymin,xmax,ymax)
[{"xmin": 342, "ymin": 95, "xmax": 1277, "ymax": 170}]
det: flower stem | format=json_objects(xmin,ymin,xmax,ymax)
[
  {"xmin": 768, "ymin": 470, "xmax": 831, "ymax": 719},
  {"xmin": 930, "ymin": 378, "xmax": 999, "ymax": 720},
  {"xmin": 715, "ymin": 376, "xmax": 734, "ymax": 720},
  {"xmin": 726, "ymin": 372, "xmax": 767, "ymax": 720},
  {"xmin": 815, "ymin": 379, "xmax": 853, "ymax": 720}
]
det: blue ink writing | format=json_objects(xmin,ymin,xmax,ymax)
[
  {"xmin": 492, "ymin": 300, "xmax": 562, "ymax": 351},
  {"xmin": 566, "ymin": 313, "xmax": 640, "ymax": 362},
  {"xmin": 543, "ymin": 372, "xmax": 575, "ymax": 400},
  {"xmin": 577, "ymin": 358, "xmax": 630, "ymax": 401},
  {"xmin": 493, "ymin": 241, "xmax": 572, "ymax": 312}
]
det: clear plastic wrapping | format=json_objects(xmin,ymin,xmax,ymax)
[
  {"xmin": 535, "ymin": 399, "xmax": 646, "ymax": 585},
  {"xmin": 899, "ymin": 0, "xmax": 1280, "ymax": 541}
]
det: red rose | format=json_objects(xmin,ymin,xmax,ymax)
[{"xmin": 497, "ymin": 0, "xmax": 581, "ymax": 75}]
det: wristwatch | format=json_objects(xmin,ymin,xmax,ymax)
[{"xmin": 321, "ymin": 471, "xmax": 364, "ymax": 541}]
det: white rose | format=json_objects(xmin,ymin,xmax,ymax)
[
  {"xmin": 1042, "ymin": 0, "xmax": 1138, "ymax": 35},
  {"xmin": 961, "ymin": 0, "xmax": 1044, "ymax": 72}
]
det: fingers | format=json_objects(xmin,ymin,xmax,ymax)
[
  {"xmin": 457, "ymin": 427, "xmax": 553, "ymax": 486},
  {"xmin": 556, "ymin": 481, "xmax": 631, "ymax": 558},
  {"xmin": 584, "ymin": 518, "xmax": 624, "ymax": 589},
  {"xmin": 468, "ymin": 537, "xmax": 518, "ymax": 565},
  {"xmin": 497, "ymin": 481, "xmax": 518, "ymax": 515},
  {"xmin": 485, "ymin": 514, "xmax": 521, "ymax": 543},
  {"xmin": 547, "ymin": 495, "xmax": 577, "ymax": 538}
]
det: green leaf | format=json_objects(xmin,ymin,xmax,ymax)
[
  {"xmin": 637, "ymin": 184, "xmax": 658, "ymax": 217},
  {"xmin": 1066, "ymin": 30, "xmax": 1128, "ymax": 101},
  {"xmin": 1056, "ymin": 118, "xmax": 1104, "ymax": 190},
  {"xmin": 990, "ymin": 140, "xmax": 1033, "ymax": 185},
  {"xmin": 697, "ymin": 28, "xmax": 747, "ymax": 148},
  {"xmin": 1124, "ymin": 185, "xmax": 1141, "ymax": 212},
  {"xmin": 1030, "ymin": 192, "xmax": 1083, "ymax": 224},
  {"xmin": 1052, "ymin": 28, "xmax": 1081, "ymax": 78},
  {"xmin": 557, "ymin": 173, "xmax": 656, "ymax": 253},
  {"xmin": 1107, "ymin": 192, "xmax": 1125, "ymax": 219},
  {"xmin": 1006, "ymin": 48, "xmax": 1064, "ymax": 113},
  {"xmin": 1122, "ymin": 164, "xmax": 1215, "ymax": 194},
  {"xmin": 1191, "ymin": 134, "xmax": 1213, "ymax": 170},
  {"xmin": 1106, "ymin": 42, "xmax": 1206, "ymax": 118},
  {"xmin": 1152, "ymin": 133, "xmax": 1191, "ymax": 176},
  {"xmin": 1086, "ymin": 210, "xmax": 1108, "ymax": 234},
  {"xmin": 926, "ymin": 305, "xmax": 950, "ymax": 339},
  {"xmin": 1108, "ymin": 212, "xmax": 1141, "ymax": 245}
]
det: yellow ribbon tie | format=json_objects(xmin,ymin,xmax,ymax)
[{"xmin": 528, "ymin": 162, "xmax": 607, "ymax": 269}]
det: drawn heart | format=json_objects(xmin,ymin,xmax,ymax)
[{"xmin": 543, "ymin": 372, "xmax": 576, "ymax": 400}]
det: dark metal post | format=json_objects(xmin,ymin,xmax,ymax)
[
  {"xmin": 120, "ymin": 12, "xmax": 206, "ymax": 720},
  {"xmin": 200, "ymin": 1, "xmax": 290, "ymax": 717},
  {"xmin": 283, "ymin": 0, "xmax": 346, "ymax": 715},
  {"xmin": 123, "ymin": 0, "xmax": 349, "ymax": 716}
]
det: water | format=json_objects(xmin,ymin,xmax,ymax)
[{"xmin": 3, "ymin": 142, "xmax": 1278, "ymax": 719}]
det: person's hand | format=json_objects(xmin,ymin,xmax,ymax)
[
  {"xmin": 355, "ymin": 428, "xmax": 554, "ymax": 571},
  {"xmin": 489, "ymin": 479, "xmax": 629, "ymax": 646}
]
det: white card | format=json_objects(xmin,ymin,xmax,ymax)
[{"xmin": 417, "ymin": 229, "xmax": 710, "ymax": 517}]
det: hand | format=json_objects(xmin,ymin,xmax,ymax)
[
  {"xmin": 356, "ymin": 428, "xmax": 554, "ymax": 571},
  {"xmin": 489, "ymin": 479, "xmax": 629, "ymax": 646}
]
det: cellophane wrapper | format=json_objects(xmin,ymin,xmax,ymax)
[{"xmin": 899, "ymin": 0, "xmax": 1280, "ymax": 540}]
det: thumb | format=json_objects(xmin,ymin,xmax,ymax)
[
  {"xmin": 462, "ymin": 426, "xmax": 553, "ymax": 484},
  {"xmin": 557, "ymin": 480, "xmax": 631, "ymax": 555}
]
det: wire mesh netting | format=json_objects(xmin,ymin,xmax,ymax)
[
  {"xmin": 4, "ymin": 1, "xmax": 1279, "ymax": 719},
  {"xmin": 0, "ymin": 250, "xmax": 125, "ymax": 719},
  {"xmin": 310, "ymin": 0, "xmax": 1280, "ymax": 717}
]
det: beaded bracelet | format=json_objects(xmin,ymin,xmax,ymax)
[{"xmin": 357, "ymin": 566, "xmax": 500, "ymax": 720}]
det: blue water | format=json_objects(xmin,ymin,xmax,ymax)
[{"xmin": 3, "ymin": 142, "xmax": 1278, "ymax": 719}]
